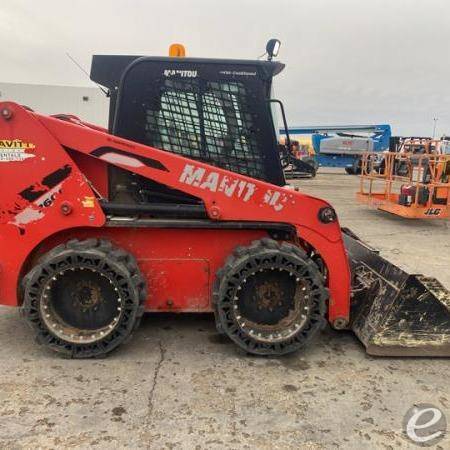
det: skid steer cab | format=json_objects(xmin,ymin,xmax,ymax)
[{"xmin": 0, "ymin": 44, "xmax": 448, "ymax": 358}]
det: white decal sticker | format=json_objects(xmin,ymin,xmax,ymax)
[
  {"xmin": 179, "ymin": 163, "xmax": 256, "ymax": 202},
  {"xmin": 218, "ymin": 176, "xmax": 239, "ymax": 197},
  {"xmin": 200, "ymin": 172, "xmax": 219, "ymax": 192},
  {"xmin": 99, "ymin": 152, "xmax": 144, "ymax": 168},
  {"xmin": 0, "ymin": 139, "xmax": 36, "ymax": 162},
  {"xmin": 263, "ymin": 189, "xmax": 291, "ymax": 212},
  {"xmin": 219, "ymin": 70, "xmax": 257, "ymax": 77},
  {"xmin": 11, "ymin": 207, "xmax": 44, "ymax": 226},
  {"xmin": 179, "ymin": 164, "xmax": 294, "ymax": 211},
  {"xmin": 179, "ymin": 164, "xmax": 206, "ymax": 186},
  {"xmin": 37, "ymin": 185, "xmax": 62, "ymax": 208},
  {"xmin": 163, "ymin": 69, "xmax": 198, "ymax": 78},
  {"xmin": 8, "ymin": 183, "xmax": 63, "ymax": 227}
]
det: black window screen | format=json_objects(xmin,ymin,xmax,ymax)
[
  {"xmin": 113, "ymin": 59, "xmax": 285, "ymax": 185},
  {"xmin": 143, "ymin": 78, "xmax": 264, "ymax": 178}
]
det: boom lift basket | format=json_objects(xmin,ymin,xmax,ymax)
[{"xmin": 357, "ymin": 149, "xmax": 450, "ymax": 219}]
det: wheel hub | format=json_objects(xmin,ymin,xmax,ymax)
[
  {"xmin": 40, "ymin": 267, "xmax": 123, "ymax": 344},
  {"xmin": 255, "ymin": 281, "xmax": 282, "ymax": 311},
  {"xmin": 234, "ymin": 268, "xmax": 313, "ymax": 343},
  {"xmin": 72, "ymin": 281, "xmax": 102, "ymax": 311}
]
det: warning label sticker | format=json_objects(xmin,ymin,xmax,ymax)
[{"xmin": 0, "ymin": 139, "xmax": 36, "ymax": 162}]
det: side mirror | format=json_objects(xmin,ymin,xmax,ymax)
[{"xmin": 266, "ymin": 39, "xmax": 281, "ymax": 60}]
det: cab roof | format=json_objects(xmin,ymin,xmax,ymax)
[{"xmin": 90, "ymin": 55, "xmax": 285, "ymax": 90}]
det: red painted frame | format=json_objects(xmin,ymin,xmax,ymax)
[{"xmin": 0, "ymin": 102, "xmax": 351, "ymax": 323}]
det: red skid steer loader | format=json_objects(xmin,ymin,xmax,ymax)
[{"xmin": 0, "ymin": 48, "xmax": 448, "ymax": 358}]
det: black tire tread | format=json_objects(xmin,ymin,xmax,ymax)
[
  {"xmin": 21, "ymin": 238, "xmax": 146, "ymax": 358},
  {"xmin": 213, "ymin": 238, "xmax": 328, "ymax": 355}
]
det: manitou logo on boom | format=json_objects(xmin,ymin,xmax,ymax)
[
  {"xmin": 179, "ymin": 163, "xmax": 292, "ymax": 211},
  {"xmin": 179, "ymin": 164, "xmax": 256, "ymax": 201}
]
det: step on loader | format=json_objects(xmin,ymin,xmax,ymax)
[{"xmin": 0, "ymin": 43, "xmax": 448, "ymax": 358}]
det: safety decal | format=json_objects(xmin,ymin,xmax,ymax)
[
  {"xmin": 82, "ymin": 196, "xmax": 95, "ymax": 208},
  {"xmin": 0, "ymin": 139, "xmax": 36, "ymax": 162}
]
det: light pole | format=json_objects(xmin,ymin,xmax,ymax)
[{"xmin": 432, "ymin": 117, "xmax": 438, "ymax": 138}]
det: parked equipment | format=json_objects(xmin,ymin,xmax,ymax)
[
  {"xmin": 280, "ymin": 124, "xmax": 391, "ymax": 174},
  {"xmin": 391, "ymin": 136, "xmax": 450, "ymax": 176},
  {"xmin": 278, "ymin": 139, "xmax": 318, "ymax": 179},
  {"xmin": 276, "ymin": 104, "xmax": 317, "ymax": 179},
  {"xmin": 0, "ymin": 44, "xmax": 448, "ymax": 358},
  {"xmin": 359, "ymin": 139, "xmax": 450, "ymax": 218}
]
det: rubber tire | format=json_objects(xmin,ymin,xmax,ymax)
[
  {"xmin": 213, "ymin": 238, "xmax": 328, "ymax": 356},
  {"xmin": 21, "ymin": 238, "xmax": 147, "ymax": 358},
  {"xmin": 345, "ymin": 158, "xmax": 362, "ymax": 175}
]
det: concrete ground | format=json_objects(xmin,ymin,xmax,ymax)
[{"xmin": 0, "ymin": 169, "xmax": 448, "ymax": 449}]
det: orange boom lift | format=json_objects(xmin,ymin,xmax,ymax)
[{"xmin": 358, "ymin": 139, "xmax": 450, "ymax": 219}]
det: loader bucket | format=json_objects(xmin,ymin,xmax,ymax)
[{"xmin": 342, "ymin": 228, "xmax": 450, "ymax": 356}]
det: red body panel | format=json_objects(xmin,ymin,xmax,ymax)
[
  {"xmin": 0, "ymin": 102, "xmax": 351, "ymax": 322},
  {"xmin": 35, "ymin": 228, "xmax": 268, "ymax": 312}
]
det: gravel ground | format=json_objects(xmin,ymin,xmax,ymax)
[{"xmin": 0, "ymin": 169, "xmax": 448, "ymax": 449}]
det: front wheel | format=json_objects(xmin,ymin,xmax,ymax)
[
  {"xmin": 214, "ymin": 239, "xmax": 328, "ymax": 355},
  {"xmin": 21, "ymin": 239, "xmax": 146, "ymax": 358}
]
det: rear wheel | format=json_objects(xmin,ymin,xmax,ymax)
[
  {"xmin": 214, "ymin": 239, "xmax": 328, "ymax": 355},
  {"xmin": 22, "ymin": 239, "xmax": 146, "ymax": 358},
  {"xmin": 345, "ymin": 158, "xmax": 362, "ymax": 175}
]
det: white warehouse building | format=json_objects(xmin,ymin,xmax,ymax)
[{"xmin": 0, "ymin": 83, "xmax": 109, "ymax": 128}]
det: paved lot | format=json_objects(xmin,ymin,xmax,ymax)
[{"xmin": 0, "ymin": 169, "xmax": 448, "ymax": 449}]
